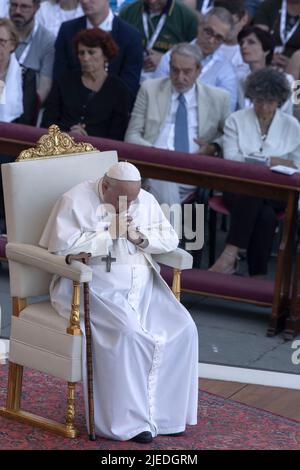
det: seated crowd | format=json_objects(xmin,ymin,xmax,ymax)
[{"xmin": 1, "ymin": 0, "xmax": 300, "ymax": 279}]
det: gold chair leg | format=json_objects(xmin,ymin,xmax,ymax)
[
  {"xmin": 6, "ymin": 361, "xmax": 23, "ymax": 410},
  {"xmin": 0, "ymin": 369, "xmax": 78, "ymax": 438},
  {"xmin": 0, "ymin": 294, "xmax": 79, "ymax": 438},
  {"xmin": 66, "ymin": 382, "xmax": 77, "ymax": 436},
  {"xmin": 172, "ymin": 268, "xmax": 181, "ymax": 302}
]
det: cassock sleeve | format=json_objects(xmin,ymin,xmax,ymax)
[
  {"xmin": 39, "ymin": 194, "xmax": 113, "ymax": 256},
  {"xmin": 134, "ymin": 194, "xmax": 179, "ymax": 254}
]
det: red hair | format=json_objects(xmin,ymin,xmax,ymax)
[{"xmin": 74, "ymin": 28, "xmax": 119, "ymax": 61}]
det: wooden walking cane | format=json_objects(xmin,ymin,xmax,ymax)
[{"xmin": 65, "ymin": 252, "xmax": 96, "ymax": 441}]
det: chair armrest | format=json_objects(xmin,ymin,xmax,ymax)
[
  {"xmin": 6, "ymin": 242, "xmax": 92, "ymax": 283},
  {"xmin": 153, "ymin": 248, "xmax": 193, "ymax": 270}
]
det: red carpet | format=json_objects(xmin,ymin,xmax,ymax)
[{"xmin": 0, "ymin": 366, "xmax": 300, "ymax": 450}]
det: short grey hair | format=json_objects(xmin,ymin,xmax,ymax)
[
  {"xmin": 245, "ymin": 67, "xmax": 291, "ymax": 107},
  {"xmin": 170, "ymin": 43, "xmax": 203, "ymax": 67},
  {"xmin": 202, "ymin": 6, "xmax": 235, "ymax": 29}
]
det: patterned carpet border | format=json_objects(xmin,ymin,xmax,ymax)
[{"xmin": 1, "ymin": 366, "xmax": 300, "ymax": 450}]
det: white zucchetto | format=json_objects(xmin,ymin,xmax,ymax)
[{"xmin": 106, "ymin": 162, "xmax": 141, "ymax": 182}]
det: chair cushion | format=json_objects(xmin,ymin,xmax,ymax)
[
  {"xmin": 10, "ymin": 301, "xmax": 82, "ymax": 382},
  {"xmin": 160, "ymin": 266, "xmax": 275, "ymax": 305}
]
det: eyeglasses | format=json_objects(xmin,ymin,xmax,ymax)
[
  {"xmin": 202, "ymin": 26, "xmax": 225, "ymax": 44},
  {"xmin": 9, "ymin": 1, "xmax": 34, "ymax": 12},
  {"xmin": 0, "ymin": 38, "xmax": 11, "ymax": 47}
]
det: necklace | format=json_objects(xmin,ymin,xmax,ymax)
[
  {"xmin": 259, "ymin": 133, "xmax": 268, "ymax": 152},
  {"xmin": 257, "ymin": 118, "xmax": 272, "ymax": 152}
]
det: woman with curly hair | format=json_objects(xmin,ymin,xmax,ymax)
[
  {"xmin": 209, "ymin": 68, "xmax": 300, "ymax": 277},
  {"xmin": 42, "ymin": 28, "xmax": 130, "ymax": 139}
]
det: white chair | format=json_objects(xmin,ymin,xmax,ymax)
[{"xmin": 0, "ymin": 125, "xmax": 193, "ymax": 438}]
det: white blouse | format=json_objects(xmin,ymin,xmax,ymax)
[{"xmin": 223, "ymin": 107, "xmax": 300, "ymax": 168}]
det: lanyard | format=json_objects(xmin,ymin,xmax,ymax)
[
  {"xmin": 18, "ymin": 21, "xmax": 39, "ymax": 66},
  {"xmin": 201, "ymin": 0, "xmax": 213, "ymax": 14},
  {"xmin": 142, "ymin": 12, "xmax": 167, "ymax": 50},
  {"xmin": 279, "ymin": 0, "xmax": 300, "ymax": 45}
]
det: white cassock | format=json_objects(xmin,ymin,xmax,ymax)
[{"xmin": 39, "ymin": 179, "xmax": 198, "ymax": 440}]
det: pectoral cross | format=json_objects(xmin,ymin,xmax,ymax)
[{"xmin": 101, "ymin": 251, "xmax": 116, "ymax": 272}]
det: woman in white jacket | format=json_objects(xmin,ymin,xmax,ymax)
[{"xmin": 209, "ymin": 68, "xmax": 300, "ymax": 277}]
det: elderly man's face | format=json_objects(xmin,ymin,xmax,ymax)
[
  {"xmin": 170, "ymin": 52, "xmax": 201, "ymax": 93},
  {"xmin": 102, "ymin": 180, "xmax": 141, "ymax": 213},
  {"xmin": 80, "ymin": 0, "xmax": 108, "ymax": 16},
  {"xmin": 197, "ymin": 15, "xmax": 230, "ymax": 56},
  {"xmin": 144, "ymin": 0, "xmax": 168, "ymax": 14},
  {"xmin": 9, "ymin": 0, "xmax": 39, "ymax": 28}
]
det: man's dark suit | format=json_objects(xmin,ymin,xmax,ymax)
[{"xmin": 53, "ymin": 15, "xmax": 143, "ymax": 101}]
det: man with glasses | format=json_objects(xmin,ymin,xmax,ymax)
[
  {"xmin": 9, "ymin": 0, "xmax": 55, "ymax": 103},
  {"xmin": 214, "ymin": 0, "xmax": 250, "ymax": 79},
  {"xmin": 154, "ymin": 7, "xmax": 238, "ymax": 111}
]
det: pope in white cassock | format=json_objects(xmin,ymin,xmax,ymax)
[{"xmin": 39, "ymin": 161, "xmax": 198, "ymax": 443}]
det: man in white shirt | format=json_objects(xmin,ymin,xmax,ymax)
[
  {"xmin": 125, "ymin": 42, "xmax": 230, "ymax": 206},
  {"xmin": 39, "ymin": 161, "xmax": 198, "ymax": 443},
  {"xmin": 215, "ymin": 0, "xmax": 250, "ymax": 80},
  {"xmin": 154, "ymin": 7, "xmax": 238, "ymax": 111}
]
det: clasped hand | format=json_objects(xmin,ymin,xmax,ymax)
[
  {"xmin": 108, "ymin": 214, "xmax": 143, "ymax": 245},
  {"xmin": 194, "ymin": 138, "xmax": 217, "ymax": 156}
]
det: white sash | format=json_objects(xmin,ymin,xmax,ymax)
[
  {"xmin": 275, "ymin": 0, "xmax": 300, "ymax": 53},
  {"xmin": 0, "ymin": 53, "xmax": 23, "ymax": 122},
  {"xmin": 142, "ymin": 12, "xmax": 167, "ymax": 50}
]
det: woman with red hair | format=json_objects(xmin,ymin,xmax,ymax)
[{"xmin": 42, "ymin": 28, "xmax": 130, "ymax": 140}]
